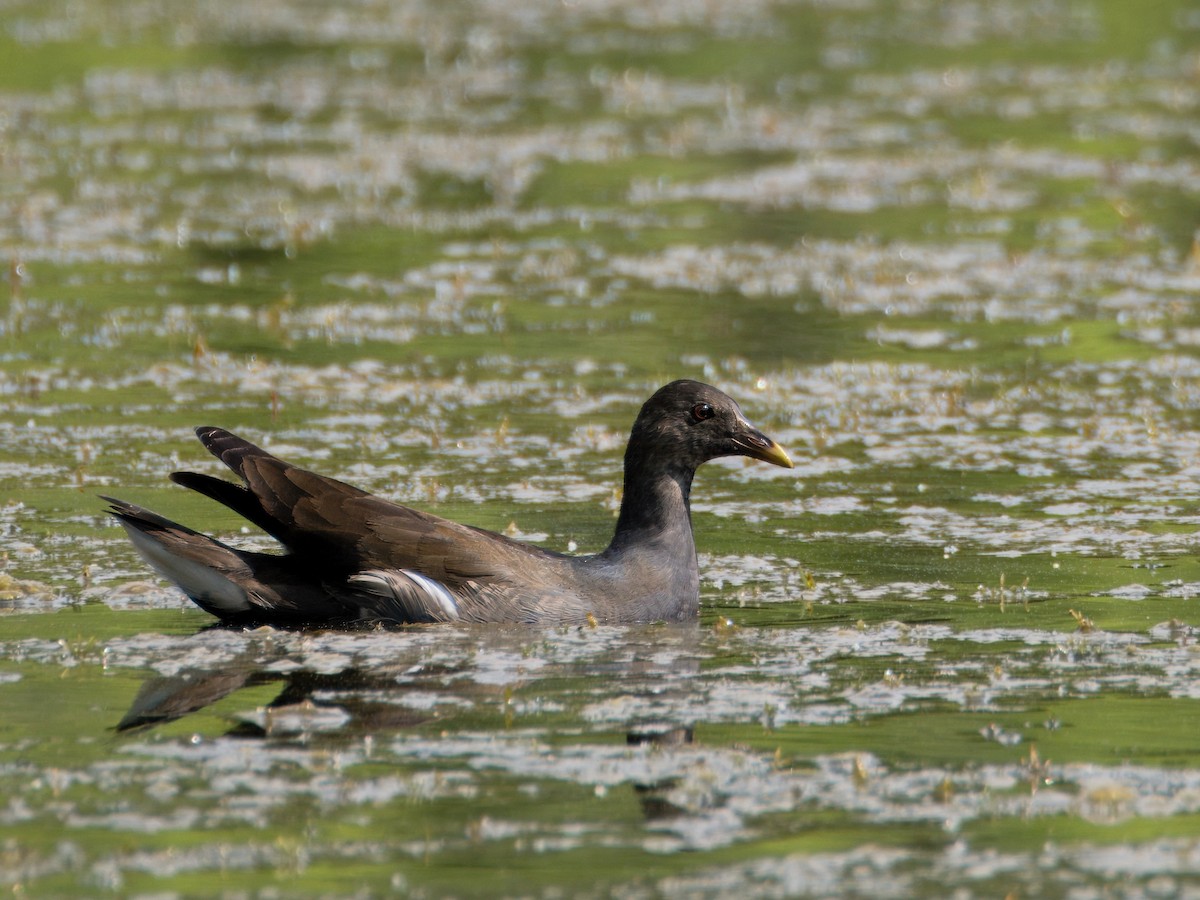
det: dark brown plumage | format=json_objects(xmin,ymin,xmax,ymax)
[{"xmin": 105, "ymin": 380, "xmax": 793, "ymax": 626}]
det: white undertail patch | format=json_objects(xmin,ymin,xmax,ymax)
[{"xmin": 120, "ymin": 523, "xmax": 251, "ymax": 614}]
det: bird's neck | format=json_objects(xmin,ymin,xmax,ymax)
[
  {"xmin": 607, "ymin": 454, "xmax": 696, "ymax": 554},
  {"xmin": 592, "ymin": 447, "xmax": 701, "ymax": 621}
]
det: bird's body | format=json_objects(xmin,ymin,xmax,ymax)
[{"xmin": 105, "ymin": 380, "xmax": 792, "ymax": 626}]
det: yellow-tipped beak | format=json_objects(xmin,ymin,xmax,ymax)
[{"xmin": 733, "ymin": 428, "xmax": 794, "ymax": 469}]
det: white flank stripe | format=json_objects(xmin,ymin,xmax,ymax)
[{"xmin": 401, "ymin": 569, "xmax": 460, "ymax": 619}]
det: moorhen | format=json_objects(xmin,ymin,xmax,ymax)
[{"xmin": 105, "ymin": 379, "xmax": 793, "ymax": 626}]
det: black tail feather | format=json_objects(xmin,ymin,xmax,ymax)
[
  {"xmin": 194, "ymin": 426, "xmax": 274, "ymax": 481},
  {"xmin": 167, "ymin": 471, "xmax": 278, "ymax": 535},
  {"xmin": 102, "ymin": 496, "xmax": 204, "ymax": 537}
]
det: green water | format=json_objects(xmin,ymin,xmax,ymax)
[{"xmin": 2, "ymin": 0, "xmax": 1200, "ymax": 895}]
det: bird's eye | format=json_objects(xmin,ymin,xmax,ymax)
[{"xmin": 691, "ymin": 402, "xmax": 715, "ymax": 422}]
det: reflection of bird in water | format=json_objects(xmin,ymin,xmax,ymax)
[
  {"xmin": 115, "ymin": 664, "xmax": 433, "ymax": 735},
  {"xmin": 114, "ymin": 622, "xmax": 705, "ymax": 736},
  {"xmin": 114, "ymin": 639, "xmax": 706, "ymax": 827},
  {"xmin": 105, "ymin": 380, "xmax": 791, "ymax": 627},
  {"xmin": 628, "ymin": 722, "xmax": 697, "ymax": 820}
]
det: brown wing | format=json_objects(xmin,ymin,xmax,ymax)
[{"xmin": 174, "ymin": 427, "xmax": 559, "ymax": 587}]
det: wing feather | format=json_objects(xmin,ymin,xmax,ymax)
[{"xmin": 175, "ymin": 428, "xmax": 566, "ymax": 593}]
